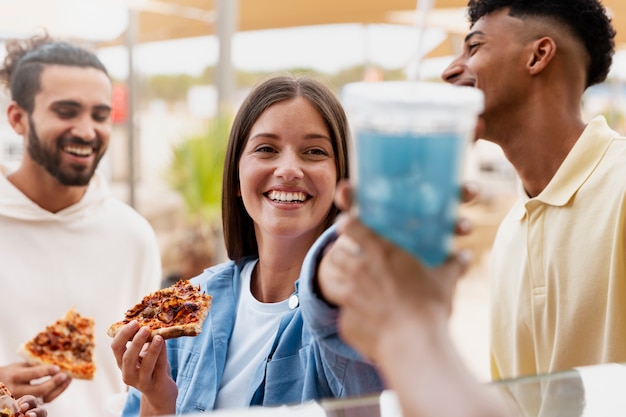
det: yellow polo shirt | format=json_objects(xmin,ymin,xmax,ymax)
[{"xmin": 490, "ymin": 116, "xmax": 626, "ymax": 380}]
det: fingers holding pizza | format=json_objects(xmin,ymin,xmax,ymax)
[
  {"xmin": 28, "ymin": 374, "xmax": 70, "ymax": 405},
  {"xmin": 15, "ymin": 396, "xmax": 47, "ymax": 417},
  {"xmin": 0, "ymin": 308, "xmax": 92, "ymax": 404},
  {"xmin": 0, "ymin": 382, "xmax": 22, "ymax": 417},
  {"xmin": 108, "ymin": 280, "xmax": 212, "ymax": 415},
  {"xmin": 110, "ymin": 322, "xmax": 178, "ymax": 415},
  {"xmin": 0, "ymin": 363, "xmax": 69, "ymax": 403},
  {"xmin": 0, "ymin": 382, "xmax": 48, "ymax": 417}
]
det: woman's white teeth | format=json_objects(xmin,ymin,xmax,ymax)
[
  {"xmin": 64, "ymin": 145, "xmax": 93, "ymax": 156},
  {"xmin": 267, "ymin": 190, "xmax": 306, "ymax": 202}
]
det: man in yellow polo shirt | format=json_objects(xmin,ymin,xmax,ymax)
[
  {"xmin": 299, "ymin": 0, "xmax": 624, "ymax": 415},
  {"xmin": 442, "ymin": 0, "xmax": 626, "ymax": 380}
]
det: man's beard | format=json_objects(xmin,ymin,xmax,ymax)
[{"xmin": 26, "ymin": 116, "xmax": 105, "ymax": 186}]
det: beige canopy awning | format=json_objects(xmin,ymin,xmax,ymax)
[
  {"xmin": 101, "ymin": 0, "xmax": 465, "ymax": 46},
  {"xmin": 102, "ymin": 0, "xmax": 626, "ymax": 47}
]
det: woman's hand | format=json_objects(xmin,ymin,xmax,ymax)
[{"xmin": 110, "ymin": 321, "xmax": 177, "ymax": 416}]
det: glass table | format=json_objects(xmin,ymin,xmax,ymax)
[
  {"xmin": 181, "ymin": 362, "xmax": 626, "ymax": 417},
  {"xmin": 486, "ymin": 362, "xmax": 626, "ymax": 416},
  {"xmin": 321, "ymin": 362, "xmax": 626, "ymax": 417}
]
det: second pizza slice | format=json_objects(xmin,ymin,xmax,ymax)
[{"xmin": 18, "ymin": 308, "xmax": 95, "ymax": 380}]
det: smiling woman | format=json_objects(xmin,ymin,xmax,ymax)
[{"xmin": 110, "ymin": 73, "xmax": 384, "ymax": 416}]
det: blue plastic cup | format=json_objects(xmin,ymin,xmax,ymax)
[{"xmin": 342, "ymin": 81, "xmax": 484, "ymax": 267}]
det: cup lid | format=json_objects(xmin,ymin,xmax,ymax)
[{"xmin": 341, "ymin": 81, "xmax": 484, "ymax": 114}]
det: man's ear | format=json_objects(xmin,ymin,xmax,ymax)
[
  {"xmin": 527, "ymin": 37, "xmax": 557, "ymax": 75},
  {"xmin": 6, "ymin": 102, "xmax": 27, "ymax": 135}
]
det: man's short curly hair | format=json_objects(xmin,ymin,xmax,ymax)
[
  {"xmin": 0, "ymin": 34, "xmax": 109, "ymax": 113},
  {"xmin": 466, "ymin": 0, "xmax": 616, "ymax": 88}
]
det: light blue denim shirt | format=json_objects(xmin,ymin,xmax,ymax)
[{"xmin": 122, "ymin": 226, "xmax": 384, "ymax": 415}]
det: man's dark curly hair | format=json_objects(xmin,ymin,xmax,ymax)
[
  {"xmin": 0, "ymin": 33, "xmax": 109, "ymax": 113},
  {"xmin": 466, "ymin": 0, "xmax": 615, "ymax": 88}
]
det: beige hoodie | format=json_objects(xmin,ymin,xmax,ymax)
[{"xmin": 0, "ymin": 164, "xmax": 162, "ymax": 417}]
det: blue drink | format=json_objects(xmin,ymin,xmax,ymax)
[
  {"xmin": 356, "ymin": 130, "xmax": 464, "ymax": 266},
  {"xmin": 342, "ymin": 81, "xmax": 483, "ymax": 267}
]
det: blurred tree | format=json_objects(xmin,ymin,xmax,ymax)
[
  {"xmin": 145, "ymin": 73, "xmax": 200, "ymax": 103},
  {"xmin": 141, "ymin": 64, "xmax": 408, "ymax": 107},
  {"xmin": 166, "ymin": 116, "xmax": 230, "ymax": 224},
  {"xmin": 162, "ymin": 116, "xmax": 232, "ymax": 282}
]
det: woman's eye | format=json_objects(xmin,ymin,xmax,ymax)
[
  {"xmin": 308, "ymin": 148, "xmax": 330, "ymax": 157},
  {"xmin": 255, "ymin": 146, "xmax": 275, "ymax": 153}
]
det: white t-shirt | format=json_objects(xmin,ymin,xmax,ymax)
[{"xmin": 214, "ymin": 260, "xmax": 291, "ymax": 409}]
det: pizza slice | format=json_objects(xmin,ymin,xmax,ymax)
[
  {"xmin": 0, "ymin": 382, "xmax": 23, "ymax": 417},
  {"xmin": 18, "ymin": 308, "xmax": 95, "ymax": 380},
  {"xmin": 107, "ymin": 279, "xmax": 212, "ymax": 340}
]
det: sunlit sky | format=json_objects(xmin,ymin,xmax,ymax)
[{"xmin": 97, "ymin": 24, "xmax": 450, "ymax": 79}]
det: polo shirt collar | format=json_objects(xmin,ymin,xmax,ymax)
[{"xmin": 523, "ymin": 116, "xmax": 617, "ymax": 207}]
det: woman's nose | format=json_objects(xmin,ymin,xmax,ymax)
[{"xmin": 274, "ymin": 152, "xmax": 304, "ymax": 181}]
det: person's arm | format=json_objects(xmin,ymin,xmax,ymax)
[
  {"xmin": 298, "ymin": 224, "xmax": 386, "ymax": 397},
  {"xmin": 318, "ymin": 214, "xmax": 514, "ymax": 417},
  {"xmin": 375, "ymin": 302, "xmax": 511, "ymax": 417}
]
